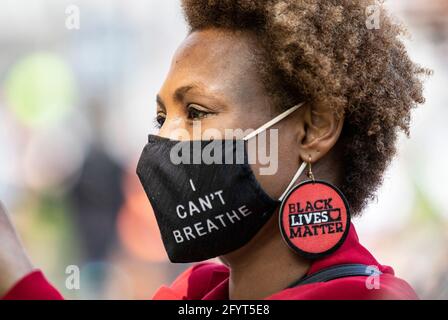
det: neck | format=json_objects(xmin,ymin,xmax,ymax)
[{"xmin": 221, "ymin": 214, "xmax": 310, "ymax": 300}]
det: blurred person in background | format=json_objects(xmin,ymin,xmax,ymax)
[{"xmin": 0, "ymin": 0, "xmax": 432, "ymax": 300}]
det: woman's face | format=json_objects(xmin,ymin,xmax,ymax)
[{"xmin": 155, "ymin": 28, "xmax": 305, "ymax": 200}]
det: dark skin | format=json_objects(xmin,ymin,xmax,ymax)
[
  {"xmin": 0, "ymin": 28, "xmax": 344, "ymax": 299},
  {"xmin": 156, "ymin": 28, "xmax": 345, "ymax": 299}
]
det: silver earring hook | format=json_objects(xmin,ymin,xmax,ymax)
[{"xmin": 307, "ymin": 155, "xmax": 315, "ymax": 183}]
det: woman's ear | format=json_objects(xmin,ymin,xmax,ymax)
[{"xmin": 296, "ymin": 101, "xmax": 344, "ymax": 163}]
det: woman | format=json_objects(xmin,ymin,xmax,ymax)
[{"xmin": 0, "ymin": 0, "xmax": 428, "ymax": 300}]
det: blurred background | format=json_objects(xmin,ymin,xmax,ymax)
[{"xmin": 0, "ymin": 0, "xmax": 446, "ymax": 299}]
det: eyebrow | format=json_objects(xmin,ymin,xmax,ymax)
[{"xmin": 156, "ymin": 84, "xmax": 199, "ymax": 110}]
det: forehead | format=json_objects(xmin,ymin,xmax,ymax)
[
  {"xmin": 174, "ymin": 29, "xmax": 258, "ymax": 73},
  {"xmin": 161, "ymin": 28, "xmax": 264, "ymax": 104}
]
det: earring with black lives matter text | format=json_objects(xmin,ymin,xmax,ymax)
[{"xmin": 278, "ymin": 155, "xmax": 351, "ymax": 259}]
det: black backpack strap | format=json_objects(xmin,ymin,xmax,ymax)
[{"xmin": 287, "ymin": 264, "xmax": 382, "ymax": 288}]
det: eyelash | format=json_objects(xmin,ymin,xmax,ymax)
[
  {"xmin": 153, "ymin": 104, "xmax": 214, "ymax": 129},
  {"xmin": 153, "ymin": 115, "xmax": 164, "ymax": 129}
]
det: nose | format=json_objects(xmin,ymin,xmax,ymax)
[{"xmin": 158, "ymin": 114, "xmax": 191, "ymax": 141}]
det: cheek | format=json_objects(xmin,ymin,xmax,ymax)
[
  {"xmin": 200, "ymin": 112, "xmax": 240, "ymax": 134},
  {"xmin": 249, "ymin": 132, "xmax": 301, "ymax": 199},
  {"xmin": 201, "ymin": 110, "xmax": 268, "ymax": 139}
]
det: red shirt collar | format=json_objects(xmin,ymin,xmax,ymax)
[{"xmin": 153, "ymin": 223, "xmax": 395, "ymax": 300}]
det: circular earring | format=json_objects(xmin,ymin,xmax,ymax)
[{"xmin": 278, "ymin": 157, "xmax": 351, "ymax": 260}]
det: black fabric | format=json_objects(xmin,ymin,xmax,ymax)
[
  {"xmin": 136, "ymin": 135, "xmax": 279, "ymax": 263},
  {"xmin": 288, "ymin": 264, "xmax": 383, "ymax": 288}
]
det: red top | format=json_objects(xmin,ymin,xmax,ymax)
[{"xmin": 1, "ymin": 224, "xmax": 418, "ymax": 300}]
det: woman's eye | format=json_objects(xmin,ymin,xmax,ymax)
[
  {"xmin": 153, "ymin": 105, "xmax": 214, "ymax": 129},
  {"xmin": 154, "ymin": 113, "xmax": 166, "ymax": 129},
  {"xmin": 187, "ymin": 104, "xmax": 212, "ymax": 121}
]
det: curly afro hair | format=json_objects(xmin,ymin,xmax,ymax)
[{"xmin": 181, "ymin": 0, "xmax": 429, "ymax": 215}]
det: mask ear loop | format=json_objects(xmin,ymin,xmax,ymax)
[
  {"xmin": 278, "ymin": 161, "xmax": 307, "ymax": 202},
  {"xmin": 243, "ymin": 102, "xmax": 305, "ymax": 141},
  {"xmin": 240, "ymin": 101, "xmax": 306, "ymax": 201}
]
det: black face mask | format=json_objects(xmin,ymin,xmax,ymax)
[{"xmin": 136, "ymin": 103, "xmax": 305, "ymax": 263}]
